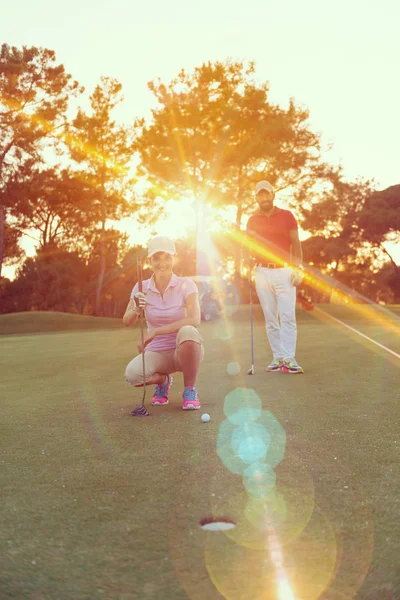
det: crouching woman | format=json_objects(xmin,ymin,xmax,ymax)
[{"xmin": 123, "ymin": 236, "xmax": 204, "ymax": 410}]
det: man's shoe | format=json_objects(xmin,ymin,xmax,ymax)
[
  {"xmin": 281, "ymin": 359, "xmax": 304, "ymax": 374},
  {"xmin": 152, "ymin": 375, "xmax": 173, "ymax": 405},
  {"xmin": 182, "ymin": 386, "xmax": 201, "ymax": 410},
  {"xmin": 266, "ymin": 358, "xmax": 283, "ymax": 372}
]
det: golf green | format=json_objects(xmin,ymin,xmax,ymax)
[{"xmin": 1, "ymin": 306, "xmax": 399, "ymax": 599}]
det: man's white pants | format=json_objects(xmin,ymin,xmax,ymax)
[{"xmin": 254, "ymin": 266, "xmax": 297, "ymax": 360}]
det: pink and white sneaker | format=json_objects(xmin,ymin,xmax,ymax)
[
  {"xmin": 281, "ymin": 359, "xmax": 304, "ymax": 374},
  {"xmin": 182, "ymin": 386, "xmax": 201, "ymax": 410},
  {"xmin": 152, "ymin": 375, "xmax": 173, "ymax": 405}
]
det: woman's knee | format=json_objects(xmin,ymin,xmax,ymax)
[
  {"xmin": 125, "ymin": 365, "xmax": 143, "ymax": 386},
  {"xmin": 176, "ymin": 325, "xmax": 202, "ymax": 346},
  {"xmin": 178, "ymin": 324, "xmax": 197, "ymax": 336},
  {"xmin": 125, "ymin": 357, "xmax": 148, "ymax": 386}
]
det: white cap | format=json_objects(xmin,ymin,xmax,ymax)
[
  {"xmin": 255, "ymin": 180, "xmax": 274, "ymax": 195},
  {"xmin": 147, "ymin": 235, "xmax": 176, "ymax": 258}
]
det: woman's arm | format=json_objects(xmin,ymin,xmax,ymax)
[
  {"xmin": 153, "ymin": 293, "xmax": 201, "ymax": 336},
  {"xmin": 122, "ymin": 298, "xmax": 140, "ymax": 327}
]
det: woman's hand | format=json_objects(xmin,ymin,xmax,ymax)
[
  {"xmin": 133, "ymin": 292, "xmax": 147, "ymax": 311},
  {"xmin": 137, "ymin": 329, "xmax": 157, "ymax": 353}
]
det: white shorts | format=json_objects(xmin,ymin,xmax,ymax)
[{"xmin": 125, "ymin": 325, "xmax": 204, "ymax": 386}]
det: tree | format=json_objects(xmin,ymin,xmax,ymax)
[
  {"xmin": 5, "ymin": 166, "xmax": 98, "ymax": 253},
  {"xmin": 296, "ymin": 172, "xmax": 400, "ymax": 302},
  {"xmin": 3, "ymin": 218, "xmax": 24, "ymax": 266},
  {"xmin": 69, "ymin": 77, "xmax": 135, "ymax": 315},
  {"xmin": 358, "ymin": 184, "xmax": 400, "ymax": 302},
  {"xmin": 298, "ymin": 170, "xmax": 374, "ymax": 271},
  {"xmin": 4, "ymin": 245, "xmax": 88, "ymax": 313},
  {"xmin": 99, "ymin": 243, "xmax": 150, "ymax": 317},
  {"xmin": 174, "ymin": 237, "xmax": 197, "ymax": 276},
  {"xmin": 135, "ymin": 60, "xmax": 322, "ymax": 228},
  {"xmin": 84, "ymin": 227, "xmax": 130, "ymax": 315},
  {"xmin": 0, "ymin": 44, "xmax": 81, "ymax": 280}
]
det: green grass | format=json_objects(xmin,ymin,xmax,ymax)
[
  {"xmin": 1, "ymin": 306, "xmax": 400, "ymax": 599},
  {"xmin": 0, "ymin": 311, "xmax": 121, "ymax": 336}
]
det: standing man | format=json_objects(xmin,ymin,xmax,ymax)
[{"xmin": 246, "ymin": 180, "xmax": 304, "ymax": 374}]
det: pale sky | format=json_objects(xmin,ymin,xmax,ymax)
[{"xmin": 2, "ymin": 0, "xmax": 400, "ymax": 275}]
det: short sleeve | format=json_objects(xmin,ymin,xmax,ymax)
[
  {"xmin": 181, "ymin": 278, "xmax": 198, "ymax": 301},
  {"xmin": 287, "ymin": 211, "xmax": 298, "ymax": 230},
  {"xmin": 130, "ymin": 283, "xmax": 138, "ymax": 299},
  {"xmin": 130, "ymin": 279, "xmax": 150, "ymax": 298}
]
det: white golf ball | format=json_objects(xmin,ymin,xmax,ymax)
[{"xmin": 201, "ymin": 413, "xmax": 211, "ymax": 423}]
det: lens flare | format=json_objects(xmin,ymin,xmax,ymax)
[
  {"xmin": 231, "ymin": 422, "xmax": 271, "ymax": 463},
  {"xmin": 243, "ymin": 462, "xmax": 276, "ymax": 496},
  {"xmin": 215, "ymin": 321, "xmax": 235, "ymax": 341},
  {"xmin": 223, "ymin": 387, "xmax": 262, "ymax": 425},
  {"xmin": 225, "ymin": 225, "xmax": 400, "ymax": 344},
  {"xmin": 210, "ymin": 484, "xmax": 315, "ymax": 552},
  {"xmin": 227, "ymin": 362, "xmax": 241, "ymax": 376},
  {"xmin": 204, "ymin": 502, "xmax": 337, "ymax": 600}
]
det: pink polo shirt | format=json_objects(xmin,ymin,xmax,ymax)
[{"xmin": 130, "ymin": 273, "xmax": 198, "ymax": 352}]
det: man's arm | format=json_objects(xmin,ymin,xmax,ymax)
[
  {"xmin": 289, "ymin": 229, "xmax": 304, "ymax": 286},
  {"xmin": 289, "ymin": 229, "xmax": 303, "ymax": 266}
]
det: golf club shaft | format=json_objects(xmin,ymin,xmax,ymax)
[
  {"xmin": 137, "ymin": 256, "xmax": 146, "ymax": 406},
  {"xmin": 249, "ymin": 268, "xmax": 255, "ymax": 369},
  {"xmin": 140, "ymin": 313, "xmax": 146, "ymax": 405}
]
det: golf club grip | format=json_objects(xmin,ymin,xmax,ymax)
[
  {"xmin": 137, "ymin": 256, "xmax": 143, "ymax": 293},
  {"xmin": 137, "ymin": 255, "xmax": 144, "ymax": 314}
]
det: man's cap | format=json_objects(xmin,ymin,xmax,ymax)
[
  {"xmin": 147, "ymin": 235, "xmax": 176, "ymax": 258},
  {"xmin": 255, "ymin": 180, "xmax": 274, "ymax": 195}
]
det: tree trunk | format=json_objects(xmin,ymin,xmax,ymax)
[
  {"xmin": 95, "ymin": 169, "xmax": 106, "ymax": 316},
  {"xmin": 389, "ymin": 265, "xmax": 400, "ymax": 304},
  {"xmin": 379, "ymin": 243, "xmax": 398, "ymax": 271},
  {"xmin": 378, "ymin": 243, "xmax": 400, "ymax": 303},
  {"xmin": 0, "ymin": 205, "xmax": 5, "ymax": 284},
  {"xmin": 235, "ymin": 204, "xmax": 243, "ymax": 229}
]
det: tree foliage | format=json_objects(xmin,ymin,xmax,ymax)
[
  {"xmin": 0, "ymin": 44, "xmax": 81, "ymax": 278},
  {"xmin": 135, "ymin": 60, "xmax": 322, "ymax": 226},
  {"xmin": 3, "ymin": 246, "xmax": 88, "ymax": 313},
  {"xmin": 358, "ymin": 184, "xmax": 400, "ymax": 301},
  {"xmin": 1, "ymin": 49, "xmax": 399, "ymax": 313},
  {"xmin": 297, "ymin": 170, "xmax": 373, "ymax": 272},
  {"xmin": 8, "ymin": 167, "xmax": 98, "ymax": 251},
  {"xmin": 69, "ymin": 76, "xmax": 135, "ymax": 314}
]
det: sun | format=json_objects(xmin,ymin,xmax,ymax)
[
  {"xmin": 118, "ymin": 194, "xmax": 233, "ymax": 247},
  {"xmin": 155, "ymin": 197, "xmax": 198, "ymax": 238}
]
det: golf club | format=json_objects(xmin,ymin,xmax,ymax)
[
  {"xmin": 131, "ymin": 255, "xmax": 149, "ymax": 417},
  {"xmin": 247, "ymin": 266, "xmax": 255, "ymax": 375}
]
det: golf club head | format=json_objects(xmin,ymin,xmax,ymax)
[
  {"xmin": 247, "ymin": 366, "xmax": 255, "ymax": 375},
  {"xmin": 131, "ymin": 405, "xmax": 150, "ymax": 417}
]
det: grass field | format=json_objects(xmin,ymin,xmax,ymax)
[{"xmin": 1, "ymin": 306, "xmax": 400, "ymax": 600}]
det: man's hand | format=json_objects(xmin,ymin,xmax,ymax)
[
  {"xmin": 291, "ymin": 266, "xmax": 304, "ymax": 287},
  {"xmin": 137, "ymin": 329, "xmax": 156, "ymax": 353},
  {"xmin": 133, "ymin": 292, "xmax": 147, "ymax": 311},
  {"xmin": 242, "ymin": 255, "xmax": 256, "ymax": 269}
]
